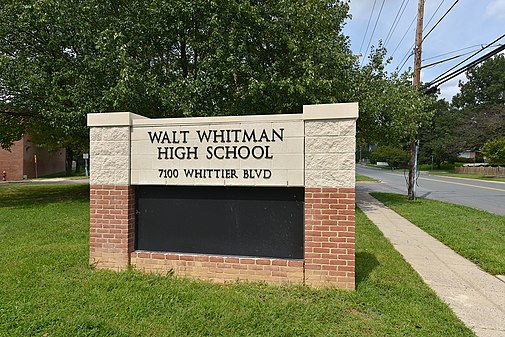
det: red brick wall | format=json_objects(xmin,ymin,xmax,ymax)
[
  {"xmin": 0, "ymin": 139, "xmax": 24, "ymax": 181},
  {"xmin": 131, "ymin": 252, "xmax": 304, "ymax": 284},
  {"xmin": 90, "ymin": 185, "xmax": 135, "ymax": 270},
  {"xmin": 0, "ymin": 136, "xmax": 65, "ymax": 180},
  {"xmin": 304, "ymin": 188, "xmax": 355, "ymax": 289},
  {"xmin": 23, "ymin": 137, "xmax": 65, "ymax": 178},
  {"xmin": 128, "ymin": 187, "xmax": 355, "ymax": 288},
  {"xmin": 89, "ymin": 185, "xmax": 355, "ymax": 288}
]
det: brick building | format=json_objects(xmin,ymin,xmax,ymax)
[{"xmin": 0, "ymin": 135, "xmax": 66, "ymax": 181}]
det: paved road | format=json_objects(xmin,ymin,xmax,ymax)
[
  {"xmin": 0, "ymin": 178, "xmax": 90, "ymax": 186},
  {"xmin": 357, "ymin": 165, "xmax": 505, "ymax": 216}
]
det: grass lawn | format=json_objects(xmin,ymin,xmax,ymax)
[
  {"xmin": 372, "ymin": 193, "xmax": 505, "ymax": 276},
  {"xmin": 356, "ymin": 174, "xmax": 379, "ymax": 182},
  {"xmin": 0, "ymin": 184, "xmax": 473, "ymax": 336}
]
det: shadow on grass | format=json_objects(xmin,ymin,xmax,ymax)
[
  {"xmin": 0, "ymin": 184, "xmax": 89, "ymax": 208},
  {"xmin": 370, "ymin": 192, "xmax": 410, "ymax": 207},
  {"xmin": 355, "ymin": 252, "xmax": 379, "ymax": 286}
]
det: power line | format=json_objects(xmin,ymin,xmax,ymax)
[
  {"xmin": 359, "ymin": 0, "xmax": 377, "ymax": 55},
  {"xmin": 396, "ymin": 0, "xmax": 446, "ymax": 71},
  {"xmin": 428, "ymin": 33, "xmax": 505, "ymax": 86},
  {"xmin": 398, "ymin": 51, "xmax": 414, "ymax": 71},
  {"xmin": 424, "ymin": 44, "xmax": 505, "ymax": 91},
  {"xmin": 361, "ymin": 0, "xmax": 386, "ymax": 67},
  {"xmin": 422, "ymin": 0, "xmax": 460, "ymax": 43},
  {"xmin": 422, "ymin": 44, "xmax": 493, "ymax": 62},
  {"xmin": 423, "ymin": 0, "xmax": 446, "ymax": 31},
  {"xmin": 383, "ymin": 0, "xmax": 408, "ymax": 48},
  {"xmin": 421, "ymin": 50, "xmax": 476, "ymax": 69},
  {"xmin": 391, "ymin": 14, "xmax": 417, "ymax": 59},
  {"xmin": 421, "ymin": 44, "xmax": 504, "ymax": 68}
]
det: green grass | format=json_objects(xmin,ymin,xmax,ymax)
[
  {"xmin": 0, "ymin": 184, "xmax": 473, "ymax": 336},
  {"xmin": 371, "ymin": 193, "xmax": 505, "ymax": 275},
  {"xmin": 356, "ymin": 174, "xmax": 379, "ymax": 182}
]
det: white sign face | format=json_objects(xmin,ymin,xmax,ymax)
[{"xmin": 131, "ymin": 120, "xmax": 304, "ymax": 186}]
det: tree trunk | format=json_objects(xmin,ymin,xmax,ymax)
[
  {"xmin": 75, "ymin": 153, "xmax": 81, "ymax": 173},
  {"xmin": 65, "ymin": 148, "xmax": 74, "ymax": 176}
]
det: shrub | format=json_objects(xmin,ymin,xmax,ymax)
[
  {"xmin": 370, "ymin": 146, "xmax": 409, "ymax": 169},
  {"xmin": 482, "ymin": 138, "xmax": 505, "ymax": 165}
]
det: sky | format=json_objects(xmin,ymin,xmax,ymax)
[{"xmin": 343, "ymin": 0, "xmax": 505, "ymax": 101}]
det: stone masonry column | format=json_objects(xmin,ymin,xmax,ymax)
[
  {"xmin": 88, "ymin": 112, "xmax": 145, "ymax": 270},
  {"xmin": 303, "ymin": 103, "xmax": 358, "ymax": 289}
]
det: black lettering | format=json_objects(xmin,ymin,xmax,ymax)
[
  {"xmin": 213, "ymin": 130, "xmax": 225, "ymax": 143},
  {"xmin": 272, "ymin": 128, "xmax": 284, "ymax": 142},
  {"xmin": 157, "ymin": 147, "xmax": 169, "ymax": 160},
  {"xmin": 231, "ymin": 130, "xmax": 241, "ymax": 142},
  {"xmin": 264, "ymin": 145, "xmax": 273, "ymax": 159},
  {"xmin": 206, "ymin": 146, "xmax": 213, "ymax": 159},
  {"xmin": 174, "ymin": 147, "xmax": 186, "ymax": 159},
  {"xmin": 258, "ymin": 129, "xmax": 269, "ymax": 142},
  {"xmin": 171, "ymin": 131, "xmax": 180, "ymax": 144},
  {"xmin": 161, "ymin": 132, "xmax": 171, "ymax": 143},
  {"xmin": 242, "ymin": 129, "xmax": 257, "ymax": 142},
  {"xmin": 225, "ymin": 146, "xmax": 238, "ymax": 159},
  {"xmin": 180, "ymin": 130, "xmax": 189, "ymax": 143},
  {"xmin": 187, "ymin": 147, "xmax": 198, "ymax": 159},
  {"xmin": 197, "ymin": 130, "xmax": 212, "ymax": 143},
  {"xmin": 252, "ymin": 146, "xmax": 264, "ymax": 159},
  {"xmin": 238, "ymin": 146, "xmax": 251, "ymax": 159},
  {"xmin": 148, "ymin": 131, "xmax": 162, "ymax": 144},
  {"xmin": 214, "ymin": 146, "xmax": 225, "ymax": 160}
]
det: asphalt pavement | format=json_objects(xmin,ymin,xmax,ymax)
[
  {"xmin": 357, "ymin": 164, "xmax": 505, "ymax": 216},
  {"xmin": 0, "ymin": 177, "xmax": 90, "ymax": 186}
]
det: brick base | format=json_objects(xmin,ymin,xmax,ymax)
[
  {"xmin": 89, "ymin": 185, "xmax": 135, "ymax": 270},
  {"xmin": 89, "ymin": 185, "xmax": 355, "ymax": 289},
  {"xmin": 304, "ymin": 188, "xmax": 355, "ymax": 289},
  {"xmin": 131, "ymin": 252, "xmax": 304, "ymax": 284}
]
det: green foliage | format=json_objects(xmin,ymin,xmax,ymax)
[
  {"xmin": 418, "ymin": 99, "xmax": 461, "ymax": 167},
  {"xmin": 0, "ymin": 184, "xmax": 473, "ymax": 336},
  {"xmin": 452, "ymin": 54, "xmax": 505, "ymax": 109},
  {"xmin": 482, "ymin": 137, "xmax": 505, "ymax": 165},
  {"xmin": 420, "ymin": 55, "xmax": 505, "ymax": 166},
  {"xmin": 449, "ymin": 54, "xmax": 505, "ymax": 152},
  {"xmin": 353, "ymin": 45, "xmax": 434, "ymax": 146},
  {"xmin": 0, "ymin": 0, "xmax": 354, "ymax": 150},
  {"xmin": 370, "ymin": 145, "xmax": 408, "ymax": 168},
  {"xmin": 0, "ymin": 1, "xmax": 436, "ymax": 156}
]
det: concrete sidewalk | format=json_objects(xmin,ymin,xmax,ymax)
[{"xmin": 357, "ymin": 192, "xmax": 505, "ymax": 337}]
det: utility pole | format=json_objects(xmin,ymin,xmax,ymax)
[{"xmin": 408, "ymin": 0, "xmax": 425, "ymax": 200}]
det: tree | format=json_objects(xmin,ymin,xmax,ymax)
[
  {"xmin": 448, "ymin": 54, "xmax": 505, "ymax": 152},
  {"xmin": 452, "ymin": 54, "xmax": 505, "ymax": 109},
  {"xmin": 1, "ymin": 0, "xmax": 435, "ymax": 182},
  {"xmin": 482, "ymin": 137, "xmax": 505, "ymax": 165},
  {"xmin": 0, "ymin": 0, "xmax": 354, "ymax": 151},
  {"xmin": 419, "ymin": 55, "xmax": 505, "ymax": 167},
  {"xmin": 418, "ymin": 99, "xmax": 461, "ymax": 168},
  {"xmin": 352, "ymin": 45, "xmax": 433, "ymax": 147}
]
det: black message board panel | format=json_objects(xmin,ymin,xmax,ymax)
[{"xmin": 136, "ymin": 186, "xmax": 304, "ymax": 259}]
